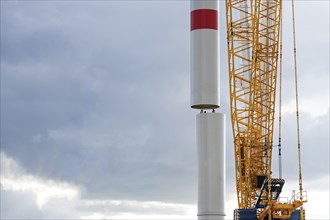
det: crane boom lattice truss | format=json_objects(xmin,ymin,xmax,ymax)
[
  {"xmin": 226, "ymin": 0, "xmax": 281, "ymax": 208},
  {"xmin": 225, "ymin": 0, "xmax": 307, "ymax": 219}
]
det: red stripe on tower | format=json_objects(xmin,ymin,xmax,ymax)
[{"xmin": 191, "ymin": 9, "xmax": 218, "ymax": 31}]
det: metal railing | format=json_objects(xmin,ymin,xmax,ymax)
[{"xmin": 289, "ymin": 190, "xmax": 308, "ymax": 203}]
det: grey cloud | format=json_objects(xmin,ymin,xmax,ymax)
[
  {"xmin": 277, "ymin": 111, "xmax": 329, "ymax": 180},
  {"xmin": 0, "ymin": 190, "xmax": 44, "ymax": 219},
  {"xmin": 1, "ymin": 0, "xmax": 198, "ymax": 204}
]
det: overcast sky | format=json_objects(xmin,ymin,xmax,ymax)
[{"xmin": 0, "ymin": 0, "xmax": 329, "ymax": 219}]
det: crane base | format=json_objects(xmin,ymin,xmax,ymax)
[
  {"xmin": 233, "ymin": 208, "xmax": 257, "ymax": 220},
  {"xmin": 233, "ymin": 209, "xmax": 304, "ymax": 220}
]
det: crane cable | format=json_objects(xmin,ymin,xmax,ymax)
[
  {"xmin": 291, "ymin": 0, "xmax": 304, "ymax": 202},
  {"xmin": 278, "ymin": 0, "xmax": 283, "ymax": 180}
]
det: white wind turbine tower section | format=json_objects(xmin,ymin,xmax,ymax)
[{"xmin": 190, "ymin": 0, "xmax": 226, "ymax": 219}]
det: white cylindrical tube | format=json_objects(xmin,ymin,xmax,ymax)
[
  {"xmin": 197, "ymin": 112, "xmax": 225, "ymax": 220},
  {"xmin": 191, "ymin": 0, "xmax": 220, "ymax": 109}
]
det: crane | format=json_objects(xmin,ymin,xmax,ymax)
[{"xmin": 225, "ymin": 0, "xmax": 307, "ymax": 219}]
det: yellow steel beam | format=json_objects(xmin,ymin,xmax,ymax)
[{"xmin": 226, "ymin": 0, "xmax": 281, "ymax": 211}]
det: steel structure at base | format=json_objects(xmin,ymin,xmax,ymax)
[{"xmin": 234, "ymin": 208, "xmax": 305, "ymax": 220}]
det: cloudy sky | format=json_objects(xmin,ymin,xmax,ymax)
[{"xmin": 0, "ymin": 0, "xmax": 329, "ymax": 219}]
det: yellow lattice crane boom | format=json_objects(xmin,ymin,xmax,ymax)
[{"xmin": 225, "ymin": 0, "xmax": 307, "ymax": 219}]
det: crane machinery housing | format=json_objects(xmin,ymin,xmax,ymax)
[{"xmin": 225, "ymin": 0, "xmax": 307, "ymax": 219}]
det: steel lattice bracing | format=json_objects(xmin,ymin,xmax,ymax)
[{"xmin": 225, "ymin": 0, "xmax": 281, "ymax": 210}]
